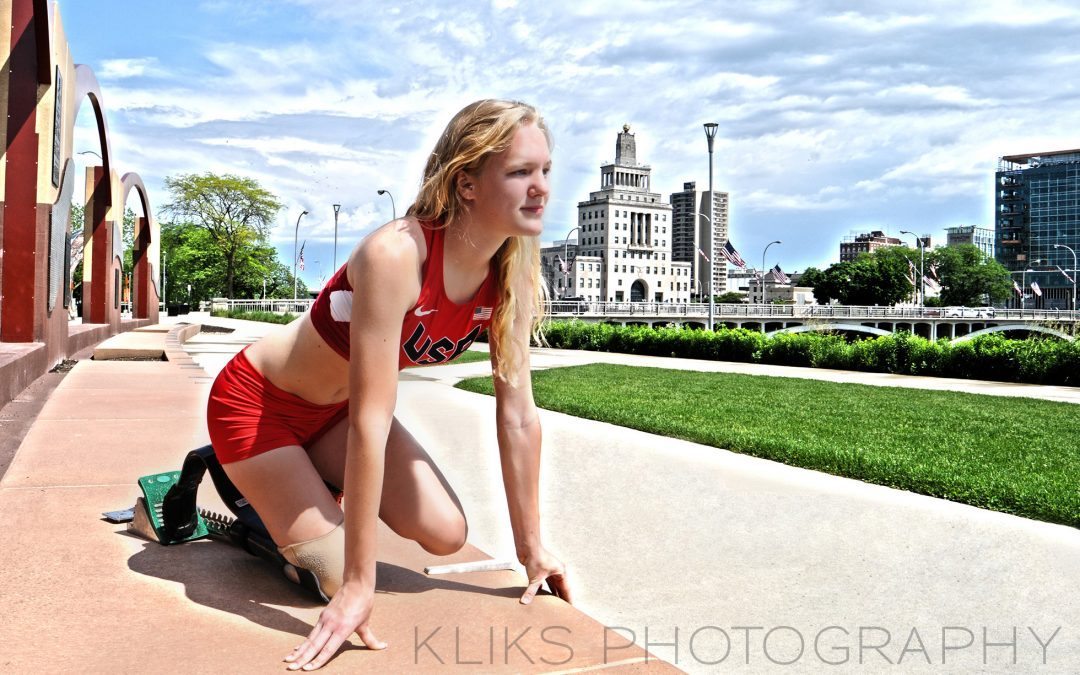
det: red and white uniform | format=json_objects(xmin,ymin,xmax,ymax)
[
  {"xmin": 207, "ymin": 224, "xmax": 499, "ymax": 463},
  {"xmin": 310, "ymin": 223, "xmax": 498, "ymax": 369}
]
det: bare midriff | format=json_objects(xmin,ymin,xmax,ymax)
[{"xmin": 244, "ymin": 312, "xmax": 351, "ymax": 406}]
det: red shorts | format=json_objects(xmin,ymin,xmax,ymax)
[{"xmin": 206, "ymin": 348, "xmax": 348, "ymax": 464}]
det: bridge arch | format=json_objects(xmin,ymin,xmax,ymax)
[
  {"xmin": 952, "ymin": 325, "xmax": 1074, "ymax": 343},
  {"xmin": 766, "ymin": 323, "xmax": 892, "ymax": 338}
]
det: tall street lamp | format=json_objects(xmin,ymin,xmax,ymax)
[
  {"xmin": 1021, "ymin": 266, "xmax": 1036, "ymax": 310},
  {"xmin": 761, "ymin": 240, "xmax": 781, "ymax": 305},
  {"xmin": 703, "ymin": 122, "xmax": 718, "ymax": 331},
  {"xmin": 1054, "ymin": 243, "xmax": 1077, "ymax": 311},
  {"xmin": 378, "ymin": 189, "xmax": 396, "ymax": 220},
  {"xmin": 332, "ymin": 203, "xmax": 341, "ymax": 271},
  {"xmin": 292, "ymin": 209, "xmax": 308, "ymax": 301},
  {"xmin": 900, "ymin": 230, "xmax": 925, "ymax": 306},
  {"xmin": 562, "ymin": 226, "xmax": 581, "ymax": 299}
]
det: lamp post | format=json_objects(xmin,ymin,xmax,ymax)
[
  {"xmin": 900, "ymin": 230, "xmax": 925, "ymax": 305},
  {"xmin": 332, "ymin": 203, "xmax": 341, "ymax": 271},
  {"xmin": 562, "ymin": 226, "xmax": 581, "ymax": 300},
  {"xmin": 1054, "ymin": 243, "xmax": 1077, "ymax": 311},
  {"xmin": 1021, "ymin": 267, "xmax": 1035, "ymax": 310},
  {"xmin": 292, "ymin": 210, "xmax": 308, "ymax": 301},
  {"xmin": 377, "ymin": 189, "xmax": 396, "ymax": 220},
  {"xmin": 703, "ymin": 122, "xmax": 718, "ymax": 331},
  {"xmin": 761, "ymin": 240, "xmax": 781, "ymax": 305}
]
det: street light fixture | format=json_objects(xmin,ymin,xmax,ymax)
[
  {"xmin": 899, "ymin": 230, "xmax": 926, "ymax": 306},
  {"xmin": 332, "ymin": 204, "xmax": 341, "ymax": 271},
  {"xmin": 292, "ymin": 209, "xmax": 308, "ymax": 301},
  {"xmin": 703, "ymin": 122, "xmax": 718, "ymax": 331},
  {"xmin": 377, "ymin": 189, "xmax": 396, "ymax": 220},
  {"xmin": 761, "ymin": 240, "xmax": 782, "ymax": 305},
  {"xmin": 1021, "ymin": 265, "xmax": 1038, "ymax": 311},
  {"xmin": 561, "ymin": 226, "xmax": 581, "ymax": 299},
  {"xmin": 1054, "ymin": 243, "xmax": 1077, "ymax": 312}
]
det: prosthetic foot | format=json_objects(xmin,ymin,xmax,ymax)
[{"xmin": 107, "ymin": 444, "xmax": 330, "ymax": 601}]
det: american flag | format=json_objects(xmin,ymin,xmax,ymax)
[
  {"xmin": 1013, "ymin": 280, "xmax": 1023, "ymax": 296},
  {"xmin": 928, "ymin": 263, "xmax": 939, "ymax": 280},
  {"xmin": 907, "ymin": 259, "xmax": 917, "ymax": 286},
  {"xmin": 297, "ymin": 242, "xmax": 306, "ymax": 271},
  {"xmin": 473, "ymin": 306, "xmax": 493, "ymax": 321},
  {"xmin": 922, "ymin": 275, "xmax": 941, "ymax": 293},
  {"xmin": 1031, "ymin": 281, "xmax": 1042, "ymax": 297},
  {"xmin": 1059, "ymin": 266, "xmax": 1075, "ymax": 284},
  {"xmin": 771, "ymin": 264, "xmax": 791, "ymax": 285},
  {"xmin": 697, "ymin": 248, "xmax": 710, "ymax": 263},
  {"xmin": 718, "ymin": 240, "xmax": 747, "ymax": 268}
]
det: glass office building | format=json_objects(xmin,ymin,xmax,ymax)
[{"xmin": 995, "ymin": 149, "xmax": 1080, "ymax": 309}]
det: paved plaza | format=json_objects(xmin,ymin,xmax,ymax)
[{"xmin": 1, "ymin": 313, "xmax": 1076, "ymax": 673}]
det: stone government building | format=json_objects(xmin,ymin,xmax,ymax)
[{"xmin": 542, "ymin": 125, "xmax": 732, "ymax": 303}]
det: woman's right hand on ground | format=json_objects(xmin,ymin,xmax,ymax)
[{"xmin": 284, "ymin": 581, "xmax": 387, "ymax": 670}]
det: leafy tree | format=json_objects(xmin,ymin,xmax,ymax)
[
  {"xmin": 810, "ymin": 247, "xmax": 916, "ymax": 306},
  {"xmin": 162, "ymin": 173, "xmax": 282, "ymax": 297},
  {"xmin": 797, "ymin": 266, "xmax": 826, "ymax": 290},
  {"xmin": 715, "ymin": 291, "xmax": 746, "ymax": 304},
  {"xmin": 929, "ymin": 244, "xmax": 1011, "ymax": 306},
  {"xmin": 159, "ymin": 221, "xmax": 303, "ymax": 304}
]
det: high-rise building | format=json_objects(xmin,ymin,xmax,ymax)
[
  {"xmin": 996, "ymin": 149, "xmax": 1080, "ymax": 309},
  {"xmin": 945, "ymin": 225, "xmax": 994, "ymax": 259},
  {"xmin": 839, "ymin": 231, "xmax": 902, "ymax": 262},
  {"xmin": 541, "ymin": 125, "xmax": 692, "ymax": 303},
  {"xmin": 670, "ymin": 181, "xmax": 728, "ymax": 299}
]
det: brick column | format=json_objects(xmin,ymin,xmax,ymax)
[{"xmin": 0, "ymin": 0, "xmax": 41, "ymax": 342}]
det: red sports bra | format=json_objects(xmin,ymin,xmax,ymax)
[{"xmin": 310, "ymin": 223, "xmax": 499, "ymax": 370}]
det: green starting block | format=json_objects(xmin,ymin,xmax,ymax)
[{"xmin": 134, "ymin": 472, "xmax": 209, "ymax": 544}]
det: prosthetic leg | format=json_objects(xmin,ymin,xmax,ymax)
[{"xmin": 108, "ymin": 445, "xmax": 331, "ymax": 601}]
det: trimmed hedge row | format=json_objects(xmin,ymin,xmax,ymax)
[
  {"xmin": 541, "ymin": 321, "xmax": 1080, "ymax": 387},
  {"xmin": 210, "ymin": 309, "xmax": 299, "ymax": 325}
]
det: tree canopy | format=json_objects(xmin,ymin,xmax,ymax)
[
  {"xmin": 162, "ymin": 173, "xmax": 282, "ymax": 297},
  {"xmin": 809, "ymin": 246, "xmax": 915, "ymax": 306},
  {"xmin": 804, "ymin": 243, "xmax": 1012, "ymax": 307},
  {"xmin": 927, "ymin": 244, "xmax": 1012, "ymax": 306},
  {"xmin": 160, "ymin": 220, "xmax": 304, "ymax": 304}
]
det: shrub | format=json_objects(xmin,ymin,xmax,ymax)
[{"xmin": 541, "ymin": 320, "xmax": 1077, "ymax": 387}]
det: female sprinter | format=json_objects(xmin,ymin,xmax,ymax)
[{"xmin": 205, "ymin": 99, "xmax": 572, "ymax": 671}]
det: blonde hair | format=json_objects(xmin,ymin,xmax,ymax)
[{"xmin": 407, "ymin": 99, "xmax": 549, "ymax": 385}]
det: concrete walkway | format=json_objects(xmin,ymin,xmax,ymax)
[{"xmin": 2, "ymin": 312, "xmax": 1077, "ymax": 673}]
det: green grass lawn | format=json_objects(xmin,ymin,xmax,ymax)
[
  {"xmin": 455, "ymin": 364, "xmax": 1080, "ymax": 528},
  {"xmin": 443, "ymin": 349, "xmax": 490, "ymax": 365}
]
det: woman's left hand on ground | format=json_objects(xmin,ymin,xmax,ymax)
[{"xmin": 519, "ymin": 546, "xmax": 573, "ymax": 605}]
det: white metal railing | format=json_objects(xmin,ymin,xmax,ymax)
[
  {"xmin": 541, "ymin": 301, "xmax": 1079, "ymax": 323},
  {"xmin": 201, "ymin": 298, "xmax": 1079, "ymax": 324},
  {"xmin": 210, "ymin": 298, "xmax": 315, "ymax": 315}
]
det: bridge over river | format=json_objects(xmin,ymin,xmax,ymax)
[
  {"xmin": 211, "ymin": 299, "xmax": 1078, "ymax": 343},
  {"xmin": 543, "ymin": 301, "xmax": 1078, "ymax": 342}
]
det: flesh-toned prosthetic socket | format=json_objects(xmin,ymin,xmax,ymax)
[{"xmin": 279, "ymin": 520, "xmax": 345, "ymax": 599}]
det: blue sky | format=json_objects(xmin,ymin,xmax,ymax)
[{"xmin": 59, "ymin": 0, "xmax": 1080, "ymax": 290}]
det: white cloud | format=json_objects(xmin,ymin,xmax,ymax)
[
  {"xmin": 66, "ymin": 0, "xmax": 1080, "ymax": 275},
  {"xmin": 97, "ymin": 57, "xmax": 159, "ymax": 79}
]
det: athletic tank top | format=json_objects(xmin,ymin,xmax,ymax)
[{"xmin": 310, "ymin": 224, "xmax": 499, "ymax": 370}]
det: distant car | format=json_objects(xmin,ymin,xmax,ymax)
[{"xmin": 943, "ymin": 306, "xmax": 996, "ymax": 319}]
